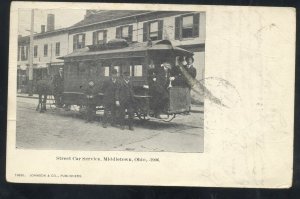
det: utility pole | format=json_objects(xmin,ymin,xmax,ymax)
[{"xmin": 28, "ymin": 9, "xmax": 34, "ymax": 96}]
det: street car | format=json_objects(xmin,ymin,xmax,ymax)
[{"xmin": 58, "ymin": 39, "xmax": 193, "ymax": 122}]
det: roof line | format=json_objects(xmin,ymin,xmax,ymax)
[{"xmin": 68, "ymin": 11, "xmax": 156, "ymax": 31}]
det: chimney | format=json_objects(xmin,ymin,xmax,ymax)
[
  {"xmin": 41, "ymin": 25, "xmax": 45, "ymax": 33},
  {"xmin": 47, "ymin": 14, "xmax": 55, "ymax": 32}
]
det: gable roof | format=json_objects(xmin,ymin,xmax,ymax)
[{"xmin": 70, "ymin": 10, "xmax": 151, "ymax": 29}]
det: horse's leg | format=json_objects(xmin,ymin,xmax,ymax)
[
  {"xmin": 36, "ymin": 93, "xmax": 41, "ymax": 112},
  {"xmin": 43, "ymin": 94, "xmax": 47, "ymax": 111}
]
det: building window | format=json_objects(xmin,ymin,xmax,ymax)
[
  {"xmin": 34, "ymin": 45, "xmax": 38, "ymax": 58},
  {"xmin": 143, "ymin": 20, "xmax": 163, "ymax": 42},
  {"xmin": 20, "ymin": 46, "xmax": 28, "ymax": 61},
  {"xmin": 44, "ymin": 44, "xmax": 48, "ymax": 57},
  {"xmin": 175, "ymin": 13, "xmax": 200, "ymax": 40},
  {"xmin": 55, "ymin": 42, "xmax": 60, "ymax": 56},
  {"xmin": 73, "ymin": 34, "xmax": 85, "ymax": 50},
  {"xmin": 182, "ymin": 15, "xmax": 194, "ymax": 38},
  {"xmin": 93, "ymin": 30, "xmax": 107, "ymax": 45},
  {"xmin": 149, "ymin": 21, "xmax": 159, "ymax": 41},
  {"xmin": 116, "ymin": 25, "xmax": 133, "ymax": 41}
]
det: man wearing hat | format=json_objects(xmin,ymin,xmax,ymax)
[
  {"xmin": 84, "ymin": 80, "xmax": 97, "ymax": 123},
  {"xmin": 102, "ymin": 69, "xmax": 119, "ymax": 128},
  {"xmin": 184, "ymin": 56, "xmax": 197, "ymax": 89},
  {"xmin": 117, "ymin": 71, "xmax": 135, "ymax": 130}
]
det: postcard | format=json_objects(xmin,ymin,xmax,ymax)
[{"xmin": 7, "ymin": 2, "xmax": 295, "ymax": 187}]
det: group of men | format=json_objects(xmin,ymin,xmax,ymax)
[
  {"xmin": 52, "ymin": 55, "xmax": 197, "ymax": 130},
  {"xmin": 86, "ymin": 69, "xmax": 135, "ymax": 131},
  {"xmin": 148, "ymin": 55, "xmax": 197, "ymax": 118}
]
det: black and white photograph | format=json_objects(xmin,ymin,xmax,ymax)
[
  {"xmin": 16, "ymin": 9, "xmax": 206, "ymax": 152},
  {"xmin": 7, "ymin": 2, "xmax": 295, "ymax": 187}
]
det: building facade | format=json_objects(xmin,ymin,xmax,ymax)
[{"xmin": 17, "ymin": 10, "xmax": 205, "ymax": 93}]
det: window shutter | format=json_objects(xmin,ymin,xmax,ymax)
[
  {"xmin": 193, "ymin": 13, "xmax": 200, "ymax": 37},
  {"xmin": 82, "ymin": 34, "xmax": 86, "ymax": 47},
  {"xmin": 175, "ymin": 16, "xmax": 181, "ymax": 40},
  {"xmin": 157, "ymin": 20, "xmax": 163, "ymax": 40},
  {"xmin": 103, "ymin": 31, "xmax": 107, "ymax": 43},
  {"xmin": 116, "ymin": 27, "xmax": 121, "ymax": 39},
  {"xmin": 143, "ymin": 22, "xmax": 149, "ymax": 42},
  {"xmin": 128, "ymin": 25, "xmax": 133, "ymax": 42},
  {"xmin": 93, "ymin": 32, "xmax": 97, "ymax": 45},
  {"xmin": 73, "ymin": 35, "xmax": 76, "ymax": 50}
]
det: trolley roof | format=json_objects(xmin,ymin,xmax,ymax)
[{"xmin": 58, "ymin": 40, "xmax": 193, "ymax": 61}]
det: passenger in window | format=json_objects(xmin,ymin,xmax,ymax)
[
  {"xmin": 102, "ymin": 69, "xmax": 119, "ymax": 128},
  {"xmin": 117, "ymin": 71, "xmax": 135, "ymax": 130}
]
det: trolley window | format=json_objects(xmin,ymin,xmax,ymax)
[
  {"xmin": 113, "ymin": 66, "xmax": 121, "ymax": 76},
  {"xmin": 132, "ymin": 65, "xmax": 143, "ymax": 77}
]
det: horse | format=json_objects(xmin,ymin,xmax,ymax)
[{"xmin": 35, "ymin": 77, "xmax": 54, "ymax": 113}]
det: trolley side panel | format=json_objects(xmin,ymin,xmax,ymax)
[{"xmin": 169, "ymin": 87, "xmax": 190, "ymax": 114}]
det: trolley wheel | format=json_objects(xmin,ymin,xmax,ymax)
[
  {"xmin": 136, "ymin": 111, "xmax": 150, "ymax": 121},
  {"xmin": 162, "ymin": 114, "xmax": 176, "ymax": 122}
]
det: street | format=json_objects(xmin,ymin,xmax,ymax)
[{"xmin": 16, "ymin": 97, "xmax": 204, "ymax": 152}]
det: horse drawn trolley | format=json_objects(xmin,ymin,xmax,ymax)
[{"xmin": 58, "ymin": 39, "xmax": 193, "ymax": 122}]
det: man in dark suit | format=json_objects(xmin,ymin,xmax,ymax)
[
  {"xmin": 148, "ymin": 62, "xmax": 170, "ymax": 118},
  {"xmin": 102, "ymin": 69, "xmax": 119, "ymax": 128},
  {"xmin": 118, "ymin": 71, "xmax": 135, "ymax": 130},
  {"xmin": 53, "ymin": 67, "xmax": 64, "ymax": 107},
  {"xmin": 84, "ymin": 80, "xmax": 97, "ymax": 123}
]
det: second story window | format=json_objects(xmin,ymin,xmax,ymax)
[
  {"xmin": 34, "ymin": 45, "xmax": 38, "ymax": 58},
  {"xmin": 175, "ymin": 13, "xmax": 200, "ymax": 40},
  {"xmin": 44, "ymin": 44, "xmax": 48, "ymax": 57},
  {"xmin": 55, "ymin": 42, "xmax": 60, "ymax": 56},
  {"xmin": 143, "ymin": 20, "xmax": 163, "ymax": 42},
  {"xmin": 149, "ymin": 21, "xmax": 159, "ymax": 41},
  {"xmin": 116, "ymin": 25, "xmax": 133, "ymax": 42},
  {"xmin": 182, "ymin": 15, "xmax": 194, "ymax": 38},
  {"xmin": 73, "ymin": 34, "xmax": 85, "ymax": 50},
  {"xmin": 93, "ymin": 30, "xmax": 107, "ymax": 45}
]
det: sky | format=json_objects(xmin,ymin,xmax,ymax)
[{"xmin": 18, "ymin": 9, "xmax": 87, "ymax": 36}]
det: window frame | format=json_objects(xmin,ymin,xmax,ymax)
[
  {"xmin": 181, "ymin": 14, "xmax": 194, "ymax": 39},
  {"xmin": 43, "ymin": 44, "xmax": 48, "ymax": 57},
  {"xmin": 93, "ymin": 30, "xmax": 107, "ymax": 45},
  {"xmin": 73, "ymin": 33, "xmax": 86, "ymax": 50},
  {"xmin": 55, "ymin": 42, "xmax": 60, "ymax": 56},
  {"xmin": 175, "ymin": 13, "xmax": 200, "ymax": 40},
  {"xmin": 143, "ymin": 20, "xmax": 163, "ymax": 42},
  {"xmin": 34, "ymin": 45, "xmax": 38, "ymax": 58},
  {"xmin": 149, "ymin": 21, "xmax": 159, "ymax": 41}
]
